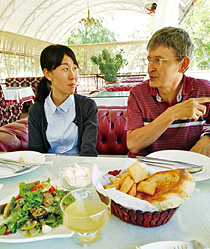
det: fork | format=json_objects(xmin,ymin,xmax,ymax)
[
  {"xmin": 0, "ymin": 161, "xmax": 40, "ymax": 173},
  {"xmin": 0, "ymin": 162, "xmax": 39, "ymax": 173},
  {"xmin": 0, "ymin": 157, "xmax": 41, "ymax": 167},
  {"xmin": 173, "ymin": 245, "xmax": 187, "ymax": 249}
]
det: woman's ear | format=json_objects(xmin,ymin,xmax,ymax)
[
  {"xmin": 43, "ymin": 68, "xmax": 52, "ymax": 82},
  {"xmin": 178, "ymin": 57, "xmax": 190, "ymax": 73}
]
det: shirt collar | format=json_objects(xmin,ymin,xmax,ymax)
[
  {"xmin": 149, "ymin": 75, "xmax": 194, "ymax": 103},
  {"xmin": 46, "ymin": 92, "xmax": 74, "ymax": 114}
]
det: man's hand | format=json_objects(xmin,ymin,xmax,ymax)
[
  {"xmin": 190, "ymin": 135, "xmax": 210, "ymax": 157},
  {"xmin": 127, "ymin": 97, "xmax": 210, "ymax": 154},
  {"xmin": 169, "ymin": 97, "xmax": 210, "ymax": 121}
]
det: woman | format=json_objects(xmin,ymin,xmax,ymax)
[{"xmin": 28, "ymin": 44, "xmax": 98, "ymax": 155}]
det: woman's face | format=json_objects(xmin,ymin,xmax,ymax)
[{"xmin": 44, "ymin": 54, "xmax": 79, "ymax": 102}]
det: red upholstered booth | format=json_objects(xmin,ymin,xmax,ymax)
[{"xmin": 0, "ymin": 108, "xmax": 129, "ymax": 155}]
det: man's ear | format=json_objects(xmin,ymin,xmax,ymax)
[
  {"xmin": 43, "ymin": 68, "xmax": 52, "ymax": 82},
  {"xmin": 178, "ymin": 57, "xmax": 190, "ymax": 73}
]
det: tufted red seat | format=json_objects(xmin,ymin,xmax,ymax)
[
  {"xmin": 0, "ymin": 108, "xmax": 128, "ymax": 155},
  {"xmin": 97, "ymin": 108, "xmax": 128, "ymax": 155},
  {"xmin": 0, "ymin": 118, "xmax": 28, "ymax": 151}
]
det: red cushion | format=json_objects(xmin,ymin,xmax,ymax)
[
  {"xmin": 97, "ymin": 109, "xmax": 128, "ymax": 154},
  {"xmin": 0, "ymin": 118, "xmax": 28, "ymax": 152}
]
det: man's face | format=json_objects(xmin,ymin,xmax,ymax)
[{"xmin": 147, "ymin": 45, "xmax": 182, "ymax": 91}]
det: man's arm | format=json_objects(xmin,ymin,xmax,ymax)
[
  {"xmin": 127, "ymin": 97, "xmax": 210, "ymax": 154},
  {"xmin": 190, "ymin": 135, "xmax": 210, "ymax": 156}
]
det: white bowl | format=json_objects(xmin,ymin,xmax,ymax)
[{"xmin": 58, "ymin": 164, "xmax": 92, "ymax": 190}]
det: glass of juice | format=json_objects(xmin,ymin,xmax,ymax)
[{"xmin": 60, "ymin": 187, "xmax": 111, "ymax": 246}]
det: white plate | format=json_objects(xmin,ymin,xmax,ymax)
[
  {"xmin": 148, "ymin": 150, "xmax": 210, "ymax": 181},
  {"xmin": 0, "ymin": 180, "xmax": 74, "ymax": 243},
  {"xmin": 0, "ymin": 151, "xmax": 45, "ymax": 179},
  {"xmin": 138, "ymin": 241, "xmax": 186, "ymax": 249}
]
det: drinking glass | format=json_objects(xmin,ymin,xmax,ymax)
[{"xmin": 60, "ymin": 187, "xmax": 111, "ymax": 246}]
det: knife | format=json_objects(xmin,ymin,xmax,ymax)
[
  {"xmin": 137, "ymin": 156, "xmax": 203, "ymax": 169},
  {"xmin": 141, "ymin": 161, "xmax": 202, "ymax": 174}
]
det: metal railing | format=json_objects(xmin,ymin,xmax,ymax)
[{"xmin": 77, "ymin": 73, "xmax": 147, "ymax": 93}]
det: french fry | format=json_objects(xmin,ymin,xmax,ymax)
[
  {"xmin": 110, "ymin": 177, "xmax": 120, "ymax": 184},
  {"xmin": 128, "ymin": 162, "xmax": 149, "ymax": 183},
  {"xmin": 137, "ymin": 181, "xmax": 157, "ymax": 195},
  {"xmin": 128, "ymin": 183, "xmax": 136, "ymax": 197},
  {"xmin": 119, "ymin": 176, "xmax": 134, "ymax": 194},
  {"xmin": 104, "ymin": 183, "xmax": 120, "ymax": 190},
  {"xmin": 119, "ymin": 171, "xmax": 130, "ymax": 179}
]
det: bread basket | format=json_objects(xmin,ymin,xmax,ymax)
[{"xmin": 111, "ymin": 200, "xmax": 178, "ymax": 227}]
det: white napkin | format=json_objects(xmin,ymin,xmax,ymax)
[
  {"xmin": 0, "ymin": 184, "xmax": 3, "ymax": 190},
  {"xmin": 92, "ymin": 163, "xmax": 158, "ymax": 212}
]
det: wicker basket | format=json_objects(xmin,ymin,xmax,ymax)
[{"xmin": 111, "ymin": 200, "xmax": 178, "ymax": 227}]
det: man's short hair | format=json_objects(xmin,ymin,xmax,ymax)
[{"xmin": 147, "ymin": 26, "xmax": 194, "ymax": 60}]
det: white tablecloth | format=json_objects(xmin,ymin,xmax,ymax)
[
  {"xmin": 2, "ymin": 87, "xmax": 35, "ymax": 107},
  {"xmin": 0, "ymin": 155, "xmax": 210, "ymax": 249},
  {"xmin": 91, "ymin": 97, "xmax": 128, "ymax": 106}
]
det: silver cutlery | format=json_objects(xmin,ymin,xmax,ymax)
[
  {"xmin": 139, "ymin": 161, "xmax": 202, "ymax": 174},
  {"xmin": 0, "ymin": 157, "xmax": 41, "ymax": 173},
  {"xmin": 0, "ymin": 163, "xmax": 39, "ymax": 173},
  {"xmin": 137, "ymin": 156, "xmax": 203, "ymax": 174},
  {"xmin": 137, "ymin": 156, "xmax": 203, "ymax": 168},
  {"xmin": 0, "ymin": 157, "xmax": 41, "ymax": 166}
]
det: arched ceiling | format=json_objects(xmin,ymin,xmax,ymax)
[{"xmin": 0, "ymin": 0, "xmax": 197, "ymax": 44}]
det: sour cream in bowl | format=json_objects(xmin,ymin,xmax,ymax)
[{"xmin": 58, "ymin": 163, "xmax": 92, "ymax": 190}]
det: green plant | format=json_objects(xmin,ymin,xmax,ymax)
[{"xmin": 91, "ymin": 49, "xmax": 126, "ymax": 82}]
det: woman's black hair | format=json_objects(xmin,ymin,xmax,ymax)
[{"xmin": 35, "ymin": 44, "xmax": 78, "ymax": 101}]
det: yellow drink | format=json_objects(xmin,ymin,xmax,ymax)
[{"xmin": 63, "ymin": 199, "xmax": 111, "ymax": 233}]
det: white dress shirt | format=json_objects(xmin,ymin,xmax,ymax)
[{"xmin": 44, "ymin": 93, "xmax": 78, "ymax": 154}]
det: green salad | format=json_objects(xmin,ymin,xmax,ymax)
[{"xmin": 0, "ymin": 178, "xmax": 74, "ymax": 237}]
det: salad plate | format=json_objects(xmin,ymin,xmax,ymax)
[
  {"xmin": 148, "ymin": 150, "xmax": 210, "ymax": 181},
  {"xmin": 0, "ymin": 180, "xmax": 74, "ymax": 243},
  {"xmin": 0, "ymin": 151, "xmax": 45, "ymax": 179},
  {"xmin": 136, "ymin": 241, "xmax": 187, "ymax": 249}
]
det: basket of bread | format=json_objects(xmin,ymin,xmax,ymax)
[{"xmin": 93, "ymin": 160, "xmax": 195, "ymax": 227}]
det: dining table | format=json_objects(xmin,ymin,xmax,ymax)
[
  {"xmin": 89, "ymin": 91, "xmax": 129, "ymax": 107},
  {"xmin": 2, "ymin": 86, "xmax": 35, "ymax": 108},
  {"xmin": 0, "ymin": 154, "xmax": 210, "ymax": 249}
]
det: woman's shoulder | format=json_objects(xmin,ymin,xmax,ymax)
[{"xmin": 29, "ymin": 99, "xmax": 45, "ymax": 114}]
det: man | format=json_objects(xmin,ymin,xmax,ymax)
[{"xmin": 126, "ymin": 26, "xmax": 210, "ymax": 156}]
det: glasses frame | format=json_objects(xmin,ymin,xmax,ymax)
[{"xmin": 143, "ymin": 57, "xmax": 181, "ymax": 66}]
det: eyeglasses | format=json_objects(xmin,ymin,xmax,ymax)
[{"xmin": 143, "ymin": 57, "xmax": 180, "ymax": 66}]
